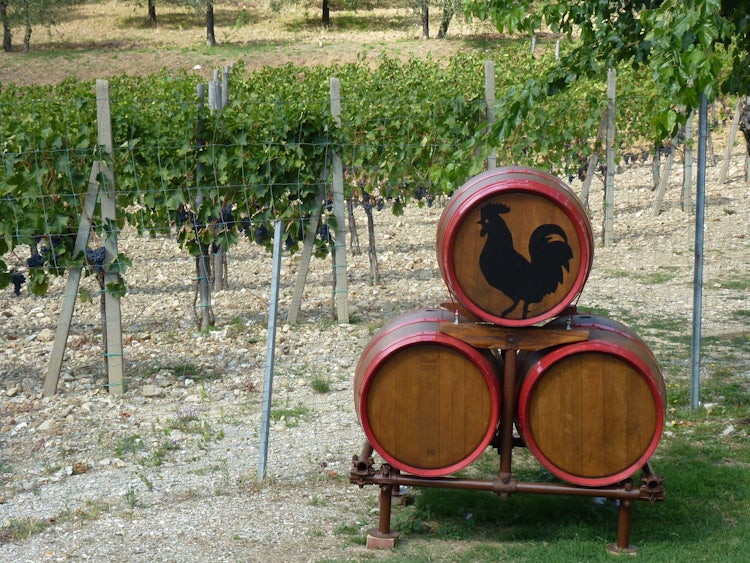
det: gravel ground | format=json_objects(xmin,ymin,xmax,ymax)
[{"xmin": 1, "ymin": 153, "xmax": 748, "ymax": 561}]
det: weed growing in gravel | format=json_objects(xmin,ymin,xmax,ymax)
[
  {"xmin": 73, "ymin": 499, "xmax": 112, "ymax": 521},
  {"xmin": 311, "ymin": 374, "xmax": 332, "ymax": 393},
  {"xmin": 271, "ymin": 403, "xmax": 310, "ymax": 427},
  {"xmin": 148, "ymin": 438, "xmax": 180, "ymax": 466},
  {"xmin": 137, "ymin": 470, "xmax": 154, "ymax": 491},
  {"xmin": 712, "ymin": 274, "xmax": 750, "ymax": 291},
  {"xmin": 0, "ymin": 516, "xmax": 47, "ymax": 541},
  {"xmin": 125, "ymin": 488, "xmax": 139, "ymax": 508},
  {"xmin": 114, "ymin": 434, "xmax": 145, "ymax": 458},
  {"xmin": 309, "ymin": 495, "xmax": 327, "ymax": 507},
  {"xmin": 217, "ymin": 407, "xmax": 240, "ymax": 425}
]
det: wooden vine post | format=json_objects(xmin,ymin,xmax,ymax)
[
  {"xmin": 603, "ymin": 68, "xmax": 616, "ymax": 245},
  {"xmin": 682, "ymin": 111, "xmax": 694, "ymax": 212},
  {"xmin": 719, "ymin": 96, "xmax": 750, "ymax": 186},
  {"xmin": 194, "ymin": 83, "xmax": 214, "ymax": 331},
  {"xmin": 287, "ymin": 183, "xmax": 326, "ymax": 324},
  {"xmin": 287, "ymin": 77, "xmax": 350, "ymax": 323},
  {"xmin": 485, "ymin": 60, "xmax": 497, "ymax": 171},
  {"xmin": 330, "ymin": 77, "xmax": 349, "ymax": 323},
  {"xmin": 44, "ymin": 80, "xmax": 124, "ymax": 396},
  {"xmin": 650, "ymin": 138, "xmax": 677, "ymax": 217},
  {"xmin": 209, "ymin": 68, "xmax": 229, "ymax": 292}
]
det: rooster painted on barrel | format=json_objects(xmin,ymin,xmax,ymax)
[{"xmin": 478, "ymin": 201, "xmax": 573, "ymax": 319}]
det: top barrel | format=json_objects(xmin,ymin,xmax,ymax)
[{"xmin": 437, "ymin": 166, "xmax": 593, "ymax": 327}]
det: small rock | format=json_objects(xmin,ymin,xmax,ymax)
[
  {"xmin": 38, "ymin": 418, "xmax": 57, "ymax": 432},
  {"xmin": 21, "ymin": 377, "xmax": 38, "ymax": 394},
  {"xmin": 153, "ymin": 373, "xmax": 171, "ymax": 387},
  {"xmin": 141, "ymin": 384, "xmax": 165, "ymax": 398},
  {"xmin": 72, "ymin": 461, "xmax": 89, "ymax": 475},
  {"xmin": 37, "ymin": 328, "xmax": 55, "ymax": 342},
  {"xmin": 6, "ymin": 386, "xmax": 18, "ymax": 397}
]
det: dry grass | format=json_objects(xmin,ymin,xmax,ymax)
[{"xmin": 0, "ymin": 0, "xmax": 501, "ymax": 87}]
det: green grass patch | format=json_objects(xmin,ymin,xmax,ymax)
[
  {"xmin": 636, "ymin": 269, "xmax": 680, "ymax": 285},
  {"xmin": 311, "ymin": 375, "xmax": 332, "ymax": 394},
  {"xmin": 711, "ymin": 276, "xmax": 750, "ymax": 291},
  {"xmin": 270, "ymin": 403, "xmax": 309, "ymax": 428},
  {"xmin": 114, "ymin": 434, "xmax": 145, "ymax": 458},
  {"xmin": 0, "ymin": 516, "xmax": 48, "ymax": 542}
]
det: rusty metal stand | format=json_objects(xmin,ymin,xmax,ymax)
[{"xmin": 350, "ymin": 322, "xmax": 666, "ymax": 553}]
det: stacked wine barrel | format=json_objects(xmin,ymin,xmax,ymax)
[{"xmin": 354, "ymin": 166, "xmax": 665, "ymax": 487}]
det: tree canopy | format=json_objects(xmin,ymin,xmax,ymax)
[{"xmin": 465, "ymin": 0, "xmax": 750, "ymax": 141}]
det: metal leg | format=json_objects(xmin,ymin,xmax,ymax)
[
  {"xmin": 498, "ymin": 349, "xmax": 517, "ymax": 488},
  {"xmin": 366, "ymin": 483, "xmax": 399, "ymax": 549},
  {"xmin": 607, "ymin": 499, "xmax": 638, "ymax": 555}
]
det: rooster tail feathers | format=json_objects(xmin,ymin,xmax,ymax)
[
  {"xmin": 529, "ymin": 224, "xmax": 572, "ymax": 257},
  {"xmin": 529, "ymin": 223, "xmax": 574, "ymax": 286}
]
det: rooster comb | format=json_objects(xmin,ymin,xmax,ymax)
[{"xmin": 481, "ymin": 201, "xmax": 511, "ymax": 215}]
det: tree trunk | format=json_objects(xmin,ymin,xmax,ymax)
[
  {"xmin": 347, "ymin": 198, "xmax": 360, "ymax": 255},
  {"xmin": 1, "ymin": 0, "xmax": 11, "ymax": 52},
  {"xmin": 421, "ymin": 1, "xmax": 429, "ymax": 39},
  {"xmin": 322, "ymin": 0, "xmax": 330, "ymax": 28},
  {"xmin": 23, "ymin": 0, "xmax": 31, "ymax": 53},
  {"xmin": 437, "ymin": 4, "xmax": 454, "ymax": 39},
  {"xmin": 148, "ymin": 0, "xmax": 157, "ymax": 27},
  {"xmin": 363, "ymin": 199, "xmax": 379, "ymax": 284},
  {"xmin": 651, "ymin": 148, "xmax": 660, "ymax": 190},
  {"xmin": 206, "ymin": 1, "xmax": 216, "ymax": 46}
]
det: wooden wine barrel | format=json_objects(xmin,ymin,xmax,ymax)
[
  {"xmin": 354, "ymin": 308, "xmax": 502, "ymax": 477},
  {"xmin": 437, "ymin": 166, "xmax": 593, "ymax": 327},
  {"xmin": 517, "ymin": 313, "xmax": 666, "ymax": 487}
]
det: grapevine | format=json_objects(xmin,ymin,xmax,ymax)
[{"xmin": 1, "ymin": 49, "xmax": 734, "ymax": 299}]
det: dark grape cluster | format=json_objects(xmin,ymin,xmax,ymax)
[
  {"xmin": 317, "ymin": 223, "xmax": 332, "ymax": 244},
  {"xmin": 26, "ymin": 236, "xmax": 67, "ymax": 269},
  {"xmin": 253, "ymin": 224, "xmax": 270, "ymax": 245},
  {"xmin": 11, "ymin": 271, "xmax": 25, "ymax": 296},
  {"xmin": 413, "ymin": 184, "xmax": 435, "ymax": 208},
  {"xmin": 26, "ymin": 252, "xmax": 45, "ymax": 268},
  {"xmin": 176, "ymin": 206, "xmax": 191, "ymax": 227},
  {"xmin": 85, "ymin": 246, "xmax": 106, "ymax": 273},
  {"xmin": 219, "ymin": 203, "xmax": 234, "ymax": 226}
]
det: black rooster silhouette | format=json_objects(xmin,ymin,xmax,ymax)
[{"xmin": 478, "ymin": 202, "xmax": 574, "ymax": 319}]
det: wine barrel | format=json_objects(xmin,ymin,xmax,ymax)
[
  {"xmin": 354, "ymin": 308, "xmax": 502, "ymax": 477},
  {"xmin": 517, "ymin": 313, "xmax": 666, "ymax": 487},
  {"xmin": 437, "ymin": 166, "xmax": 593, "ymax": 327}
]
